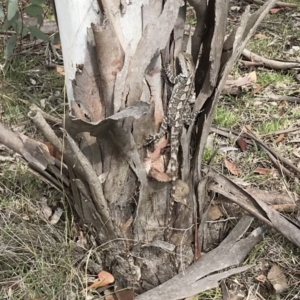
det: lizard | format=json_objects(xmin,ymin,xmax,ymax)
[{"xmin": 145, "ymin": 51, "xmax": 200, "ymax": 240}]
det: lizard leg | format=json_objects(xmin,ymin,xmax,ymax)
[
  {"xmin": 145, "ymin": 116, "xmax": 169, "ymax": 145},
  {"xmin": 184, "ymin": 92, "xmax": 202, "ymax": 125},
  {"xmin": 184, "ymin": 106, "xmax": 203, "ymax": 125}
]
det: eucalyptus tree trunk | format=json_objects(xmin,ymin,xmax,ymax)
[{"xmin": 0, "ymin": 0, "xmax": 279, "ymax": 297}]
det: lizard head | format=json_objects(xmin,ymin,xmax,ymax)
[{"xmin": 178, "ymin": 52, "xmax": 195, "ymax": 77}]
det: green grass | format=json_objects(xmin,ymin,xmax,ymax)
[
  {"xmin": 0, "ymin": 163, "xmax": 86, "ymax": 299},
  {"xmin": 197, "ymin": 288, "xmax": 222, "ymax": 300},
  {"xmin": 214, "ymin": 106, "xmax": 240, "ymax": 128},
  {"xmin": 1, "ymin": 1, "xmax": 300, "ymax": 299},
  {"xmin": 256, "ymin": 118, "xmax": 289, "ymax": 135},
  {"xmin": 257, "ymin": 70, "xmax": 294, "ymax": 86},
  {"xmin": 1, "ymin": 52, "xmax": 64, "ymax": 126}
]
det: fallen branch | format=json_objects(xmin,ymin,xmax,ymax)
[
  {"xmin": 251, "ymin": 0, "xmax": 298, "ymax": 8},
  {"xmin": 28, "ymin": 109, "xmax": 117, "ymax": 240},
  {"xmin": 242, "ymin": 49, "xmax": 300, "ymax": 69},
  {"xmin": 206, "ymin": 167, "xmax": 300, "ymax": 248},
  {"xmin": 254, "ymin": 95, "xmax": 300, "ymax": 103},
  {"xmin": 136, "ymin": 216, "xmax": 265, "ymax": 300},
  {"xmin": 260, "ymin": 126, "xmax": 300, "ymax": 137},
  {"xmin": 245, "ymin": 129, "xmax": 300, "ymax": 177}
]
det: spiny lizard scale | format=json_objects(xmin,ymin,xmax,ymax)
[{"xmin": 146, "ymin": 51, "xmax": 200, "ymax": 239}]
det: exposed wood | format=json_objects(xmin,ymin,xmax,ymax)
[{"xmin": 242, "ymin": 49, "xmax": 300, "ymax": 69}]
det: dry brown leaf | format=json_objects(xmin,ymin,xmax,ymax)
[
  {"xmin": 270, "ymin": 8, "xmax": 282, "ymax": 14},
  {"xmin": 85, "ymin": 280, "xmax": 106, "ymax": 291},
  {"xmin": 150, "ymin": 139, "xmax": 168, "ymax": 162},
  {"xmin": 267, "ymin": 264, "xmax": 289, "ymax": 293},
  {"xmin": 255, "ymin": 33, "xmax": 267, "ymax": 39},
  {"xmin": 274, "ymin": 133, "xmax": 284, "ymax": 144},
  {"xmin": 224, "ymin": 158, "xmax": 239, "ymax": 176},
  {"xmin": 83, "ymin": 270, "xmax": 115, "ymax": 292},
  {"xmin": 149, "ymin": 168, "xmax": 171, "ymax": 182},
  {"xmin": 278, "ymin": 108, "xmax": 285, "ymax": 116},
  {"xmin": 237, "ymin": 137, "xmax": 247, "ymax": 151},
  {"xmin": 208, "ymin": 205, "xmax": 223, "ymax": 221},
  {"xmin": 151, "ymin": 159, "xmax": 165, "ymax": 173},
  {"xmin": 256, "ymin": 274, "xmax": 266, "ymax": 283},
  {"xmin": 247, "ymin": 71, "xmax": 257, "ymax": 83},
  {"xmin": 98, "ymin": 270, "xmax": 115, "ymax": 285},
  {"xmin": 44, "ymin": 141, "xmax": 61, "ymax": 160},
  {"xmin": 54, "ymin": 43, "xmax": 61, "ymax": 49},
  {"xmin": 254, "ymin": 167, "xmax": 275, "ymax": 175}
]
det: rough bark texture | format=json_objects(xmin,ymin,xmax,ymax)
[{"xmin": 0, "ymin": 0, "xmax": 282, "ymax": 298}]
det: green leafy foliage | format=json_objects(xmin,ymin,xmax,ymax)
[
  {"xmin": 2, "ymin": 12, "xmax": 19, "ymax": 30},
  {"xmin": 30, "ymin": 0, "xmax": 46, "ymax": 4},
  {"xmin": 28, "ymin": 26, "xmax": 49, "ymax": 41},
  {"xmin": 0, "ymin": 4, "xmax": 4, "ymax": 21},
  {"xmin": 7, "ymin": 0, "xmax": 18, "ymax": 20},
  {"xmin": 4, "ymin": 35, "xmax": 18, "ymax": 58},
  {"xmin": 24, "ymin": 4, "xmax": 43, "ymax": 17},
  {"xmin": 2, "ymin": 0, "xmax": 49, "ymax": 59}
]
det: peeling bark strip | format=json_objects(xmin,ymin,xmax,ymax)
[
  {"xmin": 136, "ymin": 217, "xmax": 265, "ymax": 300},
  {"xmin": 124, "ymin": 0, "xmax": 184, "ymax": 106},
  {"xmin": 0, "ymin": 0, "xmax": 285, "ymax": 296},
  {"xmin": 91, "ymin": 22, "xmax": 125, "ymax": 117}
]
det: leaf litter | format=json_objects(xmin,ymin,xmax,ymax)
[
  {"xmin": 1, "ymin": 0, "xmax": 300, "ymax": 299},
  {"xmin": 204, "ymin": 1, "xmax": 300, "ymax": 298}
]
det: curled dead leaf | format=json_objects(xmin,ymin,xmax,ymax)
[
  {"xmin": 270, "ymin": 8, "xmax": 282, "ymax": 14},
  {"xmin": 254, "ymin": 167, "xmax": 275, "ymax": 175},
  {"xmin": 54, "ymin": 43, "xmax": 61, "ymax": 49},
  {"xmin": 81, "ymin": 270, "xmax": 115, "ymax": 293},
  {"xmin": 224, "ymin": 158, "xmax": 239, "ymax": 176},
  {"xmin": 44, "ymin": 141, "xmax": 61, "ymax": 160},
  {"xmin": 274, "ymin": 133, "xmax": 284, "ymax": 144},
  {"xmin": 237, "ymin": 137, "xmax": 247, "ymax": 152},
  {"xmin": 98, "ymin": 270, "xmax": 115, "ymax": 286}
]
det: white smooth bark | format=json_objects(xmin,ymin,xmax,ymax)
[{"xmin": 54, "ymin": 0, "xmax": 148, "ymax": 103}]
